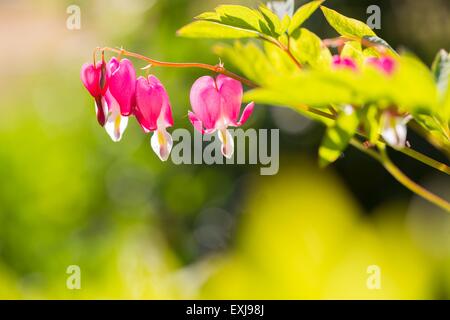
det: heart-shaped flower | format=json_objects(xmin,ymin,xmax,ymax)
[{"xmin": 188, "ymin": 75, "xmax": 255, "ymax": 158}]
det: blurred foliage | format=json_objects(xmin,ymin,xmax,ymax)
[{"xmin": 0, "ymin": 0, "xmax": 449, "ymax": 299}]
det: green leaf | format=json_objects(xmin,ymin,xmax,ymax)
[
  {"xmin": 259, "ymin": 4, "xmax": 282, "ymax": 36},
  {"xmin": 362, "ymin": 36, "xmax": 397, "ymax": 55},
  {"xmin": 244, "ymin": 71, "xmax": 359, "ymax": 109},
  {"xmin": 214, "ymin": 5, "xmax": 267, "ymax": 33},
  {"xmin": 362, "ymin": 104, "xmax": 381, "ymax": 144},
  {"xmin": 340, "ymin": 41, "xmax": 363, "ymax": 65},
  {"xmin": 214, "ymin": 42, "xmax": 273, "ymax": 84},
  {"xmin": 179, "ymin": 5, "xmax": 275, "ymax": 39},
  {"xmin": 177, "ymin": 21, "xmax": 259, "ymax": 39},
  {"xmin": 288, "ymin": 0, "xmax": 324, "ymax": 35},
  {"xmin": 319, "ymin": 107, "xmax": 360, "ymax": 167},
  {"xmin": 321, "ymin": 6, "xmax": 376, "ymax": 39},
  {"xmin": 290, "ymin": 28, "xmax": 332, "ymax": 70}
]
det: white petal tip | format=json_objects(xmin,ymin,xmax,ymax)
[{"xmin": 151, "ymin": 128, "xmax": 173, "ymax": 162}]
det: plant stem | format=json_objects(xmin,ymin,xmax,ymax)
[
  {"xmin": 96, "ymin": 47, "xmax": 258, "ymax": 88},
  {"xmin": 351, "ymin": 139, "xmax": 450, "ymax": 212}
]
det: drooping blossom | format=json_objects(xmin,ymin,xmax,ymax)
[
  {"xmin": 102, "ymin": 57, "xmax": 136, "ymax": 142},
  {"xmin": 381, "ymin": 112, "xmax": 412, "ymax": 149},
  {"xmin": 267, "ymin": 0, "xmax": 294, "ymax": 20},
  {"xmin": 81, "ymin": 57, "xmax": 136, "ymax": 142},
  {"xmin": 366, "ymin": 56, "xmax": 396, "ymax": 75},
  {"xmin": 81, "ymin": 61, "xmax": 110, "ymax": 126},
  {"xmin": 332, "ymin": 55, "xmax": 358, "ymax": 71},
  {"xmin": 188, "ymin": 75, "xmax": 255, "ymax": 159},
  {"xmin": 135, "ymin": 75, "xmax": 174, "ymax": 161}
]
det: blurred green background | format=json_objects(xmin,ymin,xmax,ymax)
[{"xmin": 0, "ymin": 0, "xmax": 449, "ymax": 299}]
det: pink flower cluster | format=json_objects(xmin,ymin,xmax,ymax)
[
  {"xmin": 81, "ymin": 58, "xmax": 254, "ymax": 161},
  {"xmin": 332, "ymin": 55, "xmax": 396, "ymax": 75}
]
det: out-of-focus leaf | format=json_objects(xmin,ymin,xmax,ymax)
[
  {"xmin": 263, "ymin": 41, "xmax": 298, "ymax": 74},
  {"xmin": 288, "ymin": 0, "xmax": 324, "ymax": 35},
  {"xmin": 214, "ymin": 42, "xmax": 273, "ymax": 84},
  {"xmin": 177, "ymin": 21, "xmax": 259, "ymax": 39},
  {"xmin": 319, "ymin": 107, "xmax": 360, "ymax": 167},
  {"xmin": 362, "ymin": 104, "xmax": 381, "ymax": 144},
  {"xmin": 341, "ymin": 41, "xmax": 363, "ymax": 65},
  {"xmin": 244, "ymin": 71, "xmax": 358, "ymax": 109},
  {"xmin": 321, "ymin": 6, "xmax": 376, "ymax": 39},
  {"xmin": 290, "ymin": 28, "xmax": 331, "ymax": 70}
]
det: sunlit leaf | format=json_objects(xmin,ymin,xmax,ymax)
[
  {"xmin": 321, "ymin": 6, "xmax": 376, "ymax": 39},
  {"xmin": 341, "ymin": 41, "xmax": 363, "ymax": 65},
  {"xmin": 177, "ymin": 21, "xmax": 259, "ymax": 38},
  {"xmin": 362, "ymin": 36, "xmax": 397, "ymax": 55},
  {"xmin": 319, "ymin": 107, "xmax": 360, "ymax": 167},
  {"xmin": 259, "ymin": 4, "xmax": 282, "ymax": 36},
  {"xmin": 288, "ymin": 0, "xmax": 324, "ymax": 35}
]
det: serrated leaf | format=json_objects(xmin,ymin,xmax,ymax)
[
  {"xmin": 319, "ymin": 107, "xmax": 360, "ymax": 167},
  {"xmin": 177, "ymin": 21, "xmax": 259, "ymax": 39},
  {"xmin": 321, "ymin": 6, "xmax": 376, "ymax": 39},
  {"xmin": 288, "ymin": 0, "xmax": 324, "ymax": 35}
]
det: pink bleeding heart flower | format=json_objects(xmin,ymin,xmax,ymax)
[
  {"xmin": 81, "ymin": 61, "xmax": 110, "ymax": 126},
  {"xmin": 135, "ymin": 75, "xmax": 174, "ymax": 161},
  {"xmin": 108, "ymin": 57, "xmax": 136, "ymax": 116},
  {"xmin": 99, "ymin": 57, "xmax": 136, "ymax": 142},
  {"xmin": 366, "ymin": 56, "xmax": 396, "ymax": 75},
  {"xmin": 188, "ymin": 75, "xmax": 255, "ymax": 159},
  {"xmin": 332, "ymin": 55, "xmax": 358, "ymax": 71}
]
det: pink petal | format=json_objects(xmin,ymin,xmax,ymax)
[
  {"xmin": 135, "ymin": 76, "xmax": 164, "ymax": 132},
  {"xmin": 108, "ymin": 58, "xmax": 136, "ymax": 116},
  {"xmin": 236, "ymin": 102, "xmax": 255, "ymax": 126},
  {"xmin": 332, "ymin": 55, "xmax": 357, "ymax": 71},
  {"xmin": 188, "ymin": 111, "xmax": 206, "ymax": 134},
  {"xmin": 148, "ymin": 76, "xmax": 173, "ymax": 128},
  {"xmin": 81, "ymin": 62, "xmax": 109, "ymax": 98},
  {"xmin": 190, "ymin": 76, "xmax": 221, "ymax": 130},
  {"xmin": 216, "ymin": 74, "xmax": 243, "ymax": 124}
]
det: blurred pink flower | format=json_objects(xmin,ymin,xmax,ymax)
[
  {"xmin": 188, "ymin": 75, "xmax": 254, "ymax": 159},
  {"xmin": 332, "ymin": 55, "xmax": 358, "ymax": 71},
  {"xmin": 366, "ymin": 56, "xmax": 396, "ymax": 75},
  {"xmin": 135, "ymin": 75, "xmax": 174, "ymax": 161}
]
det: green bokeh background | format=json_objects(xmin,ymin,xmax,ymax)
[{"xmin": 0, "ymin": 0, "xmax": 449, "ymax": 299}]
